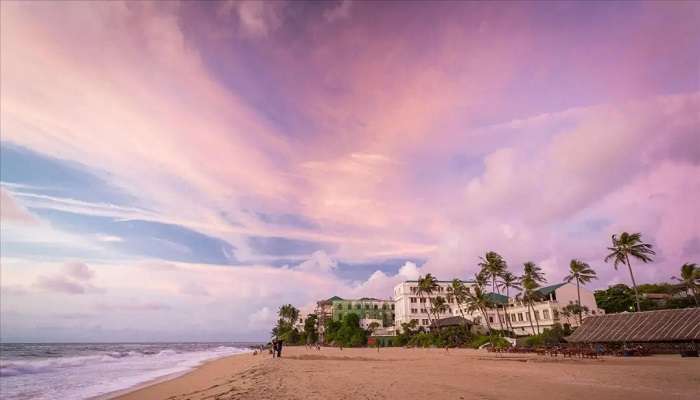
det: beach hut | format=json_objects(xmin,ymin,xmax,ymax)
[{"xmin": 565, "ymin": 308, "xmax": 700, "ymax": 356}]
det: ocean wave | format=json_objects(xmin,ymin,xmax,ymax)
[{"xmin": 0, "ymin": 345, "xmax": 245, "ymax": 378}]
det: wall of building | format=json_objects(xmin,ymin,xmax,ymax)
[
  {"xmin": 393, "ymin": 281, "xmax": 473, "ymax": 331},
  {"xmin": 331, "ymin": 299, "xmax": 395, "ymax": 327}
]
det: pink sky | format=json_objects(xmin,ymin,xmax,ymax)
[{"xmin": 1, "ymin": 0, "xmax": 698, "ymax": 341}]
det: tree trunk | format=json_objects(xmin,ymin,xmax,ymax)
[
  {"xmin": 527, "ymin": 300, "xmax": 537, "ymax": 335},
  {"xmin": 492, "ymin": 277, "xmax": 505, "ymax": 332},
  {"xmin": 419, "ymin": 293, "xmax": 433, "ymax": 328},
  {"xmin": 576, "ymin": 279, "xmax": 582, "ymax": 326},
  {"xmin": 625, "ymin": 254, "xmax": 641, "ymax": 312},
  {"xmin": 505, "ymin": 288, "xmax": 514, "ymax": 335},
  {"xmin": 481, "ymin": 306, "xmax": 494, "ymax": 348}
]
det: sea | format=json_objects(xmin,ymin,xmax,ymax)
[{"xmin": 0, "ymin": 342, "xmax": 256, "ymax": 400}]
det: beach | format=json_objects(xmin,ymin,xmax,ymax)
[{"xmin": 111, "ymin": 347, "xmax": 700, "ymax": 400}]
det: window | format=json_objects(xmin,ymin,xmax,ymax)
[
  {"xmin": 410, "ymin": 297, "xmax": 417, "ymax": 303},
  {"xmin": 411, "ymin": 319, "xmax": 418, "ymax": 324},
  {"xmin": 534, "ymin": 310, "xmax": 540, "ymax": 321},
  {"xmin": 505, "ymin": 314, "xmax": 510, "ymax": 322},
  {"xmin": 411, "ymin": 308, "xmax": 418, "ymax": 314},
  {"xmin": 517, "ymin": 313, "xmax": 523, "ymax": 322},
  {"xmin": 391, "ymin": 304, "xmax": 395, "ymax": 310},
  {"xmin": 336, "ymin": 304, "xmax": 343, "ymax": 310},
  {"xmin": 489, "ymin": 316, "xmax": 494, "ymax": 323},
  {"xmin": 543, "ymin": 310, "xmax": 550, "ymax": 320},
  {"xmin": 355, "ymin": 304, "xmax": 361, "ymax": 310},
  {"xmin": 420, "ymin": 298, "xmax": 426, "ymax": 303},
  {"xmin": 382, "ymin": 304, "xmax": 387, "ymax": 310},
  {"xmin": 511, "ymin": 314, "xmax": 516, "ymax": 323},
  {"xmin": 374, "ymin": 304, "xmax": 378, "ymax": 310},
  {"xmin": 420, "ymin": 308, "xmax": 427, "ymax": 313},
  {"xmin": 422, "ymin": 319, "xmax": 429, "ymax": 325},
  {"xmin": 410, "ymin": 286, "xmax": 417, "ymax": 293}
]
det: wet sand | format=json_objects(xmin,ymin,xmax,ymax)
[{"xmin": 111, "ymin": 346, "xmax": 700, "ymax": 400}]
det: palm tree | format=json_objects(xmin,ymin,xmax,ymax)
[
  {"xmin": 497, "ymin": 271, "xmax": 521, "ymax": 334},
  {"xmin": 448, "ymin": 279, "xmax": 472, "ymax": 330},
  {"xmin": 563, "ymin": 259, "xmax": 598, "ymax": 325},
  {"xmin": 464, "ymin": 278, "xmax": 495, "ymax": 346},
  {"xmin": 416, "ymin": 274, "xmax": 439, "ymax": 327},
  {"xmin": 520, "ymin": 262, "xmax": 546, "ymax": 335},
  {"xmin": 431, "ymin": 296, "xmax": 449, "ymax": 321},
  {"xmin": 478, "ymin": 251, "xmax": 507, "ymax": 331},
  {"xmin": 517, "ymin": 277, "xmax": 541, "ymax": 335},
  {"xmin": 278, "ymin": 304, "xmax": 299, "ymax": 325},
  {"xmin": 671, "ymin": 263, "xmax": 699, "ymax": 306},
  {"xmin": 604, "ymin": 232, "xmax": 655, "ymax": 312},
  {"xmin": 522, "ymin": 261, "xmax": 545, "ymax": 284}
]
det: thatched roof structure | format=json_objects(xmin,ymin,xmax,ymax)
[{"xmin": 566, "ymin": 308, "xmax": 700, "ymax": 343}]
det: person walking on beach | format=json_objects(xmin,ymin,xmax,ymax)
[
  {"xmin": 276, "ymin": 339, "xmax": 283, "ymax": 358},
  {"xmin": 271, "ymin": 339, "xmax": 277, "ymax": 358}
]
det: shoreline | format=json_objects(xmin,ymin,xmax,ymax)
[
  {"xmin": 105, "ymin": 346, "xmax": 699, "ymax": 400},
  {"xmin": 100, "ymin": 350, "xmax": 254, "ymax": 400}
]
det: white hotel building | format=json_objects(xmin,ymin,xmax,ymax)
[
  {"xmin": 393, "ymin": 280, "xmax": 475, "ymax": 331},
  {"xmin": 465, "ymin": 282, "xmax": 606, "ymax": 335},
  {"xmin": 393, "ymin": 280, "xmax": 604, "ymax": 335}
]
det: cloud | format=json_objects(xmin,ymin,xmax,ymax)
[
  {"xmin": 96, "ymin": 301, "xmax": 170, "ymax": 312},
  {"xmin": 63, "ymin": 261, "xmax": 95, "ymax": 281},
  {"xmin": 34, "ymin": 275, "xmax": 87, "ymax": 294},
  {"xmin": 324, "ymin": 0, "xmax": 353, "ymax": 23},
  {"xmin": 294, "ymin": 250, "xmax": 338, "ymax": 274},
  {"xmin": 0, "ymin": 188, "xmax": 37, "ymax": 224},
  {"xmin": 96, "ymin": 234, "xmax": 123, "ymax": 242},
  {"xmin": 220, "ymin": 0, "xmax": 287, "ymax": 37},
  {"xmin": 248, "ymin": 306, "xmax": 275, "ymax": 329},
  {"xmin": 179, "ymin": 281, "xmax": 210, "ymax": 297},
  {"xmin": 33, "ymin": 261, "xmax": 101, "ymax": 294}
]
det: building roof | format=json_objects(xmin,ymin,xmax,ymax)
[
  {"xmin": 566, "ymin": 308, "xmax": 700, "ymax": 343},
  {"xmin": 317, "ymin": 296, "xmax": 344, "ymax": 304},
  {"xmin": 329, "ymin": 297, "xmax": 390, "ymax": 302},
  {"xmin": 403, "ymin": 279, "xmax": 476, "ymax": 284},
  {"xmin": 536, "ymin": 283, "xmax": 567, "ymax": 297},
  {"xmin": 486, "ymin": 292, "xmax": 509, "ymax": 305},
  {"xmin": 430, "ymin": 316, "xmax": 472, "ymax": 328}
]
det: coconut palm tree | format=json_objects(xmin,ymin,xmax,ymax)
[
  {"xmin": 520, "ymin": 262, "xmax": 546, "ymax": 335},
  {"xmin": 497, "ymin": 271, "xmax": 521, "ymax": 334},
  {"xmin": 522, "ymin": 261, "xmax": 546, "ymax": 284},
  {"xmin": 604, "ymin": 232, "xmax": 655, "ymax": 312},
  {"xmin": 563, "ymin": 260, "xmax": 598, "ymax": 325},
  {"xmin": 464, "ymin": 278, "xmax": 495, "ymax": 346},
  {"xmin": 278, "ymin": 304, "xmax": 299, "ymax": 324},
  {"xmin": 416, "ymin": 274, "xmax": 439, "ymax": 326},
  {"xmin": 448, "ymin": 279, "xmax": 472, "ymax": 330},
  {"xmin": 517, "ymin": 277, "xmax": 541, "ymax": 335},
  {"xmin": 431, "ymin": 296, "xmax": 449, "ymax": 321},
  {"xmin": 478, "ymin": 252, "xmax": 507, "ymax": 331},
  {"xmin": 671, "ymin": 263, "xmax": 699, "ymax": 306}
]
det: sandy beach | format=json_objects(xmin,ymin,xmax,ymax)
[{"xmin": 110, "ymin": 347, "xmax": 700, "ymax": 400}]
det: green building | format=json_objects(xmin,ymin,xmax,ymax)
[{"xmin": 331, "ymin": 297, "xmax": 395, "ymax": 328}]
